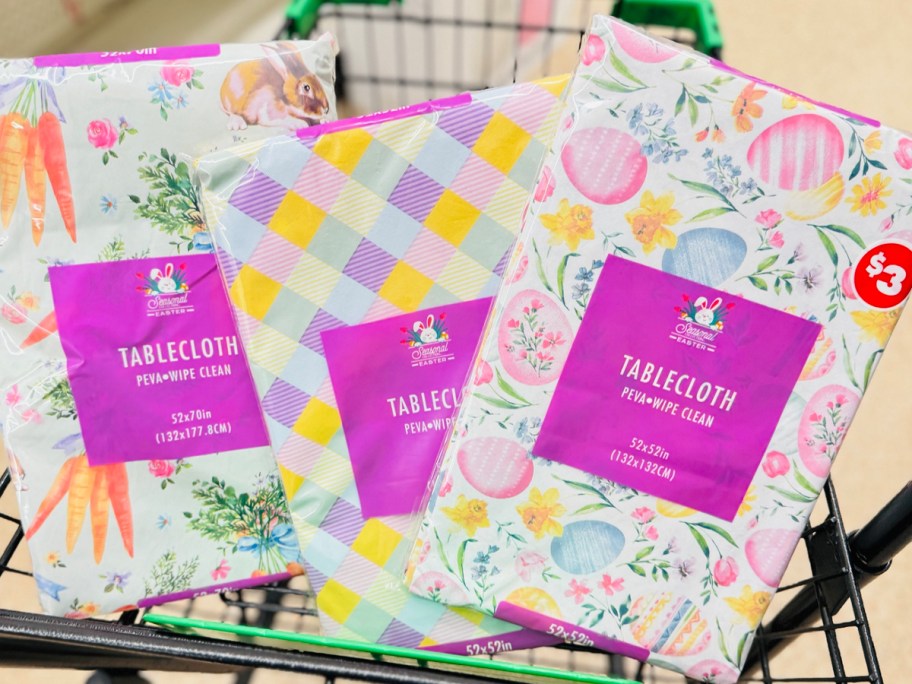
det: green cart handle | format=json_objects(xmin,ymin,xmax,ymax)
[
  {"xmin": 612, "ymin": 0, "xmax": 723, "ymax": 57},
  {"xmin": 280, "ymin": 0, "xmax": 401, "ymax": 39}
]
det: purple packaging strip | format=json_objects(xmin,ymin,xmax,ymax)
[
  {"xmin": 34, "ymin": 44, "xmax": 222, "ymax": 68},
  {"xmin": 296, "ymin": 92, "xmax": 473, "ymax": 138},
  {"xmin": 419, "ymin": 629, "xmax": 563, "ymax": 655},
  {"xmin": 495, "ymin": 602, "xmax": 649, "ymax": 661}
]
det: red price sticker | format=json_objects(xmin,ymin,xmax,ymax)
[{"xmin": 853, "ymin": 241, "xmax": 912, "ymax": 309}]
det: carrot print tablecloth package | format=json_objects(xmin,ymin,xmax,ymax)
[
  {"xmin": 0, "ymin": 38, "xmax": 337, "ymax": 617},
  {"xmin": 407, "ymin": 16, "xmax": 912, "ymax": 682},
  {"xmin": 197, "ymin": 78, "xmax": 568, "ymax": 652}
]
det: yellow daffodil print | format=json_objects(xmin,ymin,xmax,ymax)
[
  {"xmin": 516, "ymin": 487, "xmax": 566, "ymax": 539},
  {"xmin": 863, "ymin": 130, "xmax": 882, "ymax": 155},
  {"xmin": 737, "ymin": 486, "xmax": 757, "ymax": 517},
  {"xmin": 540, "ymin": 198, "xmax": 594, "ymax": 250},
  {"xmin": 624, "ymin": 190, "xmax": 682, "ymax": 254},
  {"xmin": 851, "ymin": 309, "xmax": 900, "ymax": 346},
  {"xmin": 442, "ymin": 495, "xmax": 490, "ymax": 536},
  {"xmin": 847, "ymin": 173, "xmax": 892, "ymax": 216},
  {"xmin": 725, "ymin": 585, "xmax": 772, "ymax": 627}
]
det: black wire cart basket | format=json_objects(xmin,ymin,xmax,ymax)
[{"xmin": 2, "ymin": 2, "xmax": 911, "ymax": 683}]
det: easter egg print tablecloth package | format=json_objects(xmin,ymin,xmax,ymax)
[
  {"xmin": 0, "ymin": 37, "xmax": 337, "ymax": 617},
  {"xmin": 407, "ymin": 16, "xmax": 912, "ymax": 682},
  {"xmin": 196, "ymin": 78, "xmax": 568, "ymax": 652}
]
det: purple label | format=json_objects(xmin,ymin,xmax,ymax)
[
  {"xmin": 34, "ymin": 44, "xmax": 221, "ymax": 68},
  {"xmin": 534, "ymin": 257, "xmax": 820, "ymax": 521},
  {"xmin": 48, "ymin": 254, "xmax": 270, "ymax": 466},
  {"xmin": 322, "ymin": 298, "xmax": 492, "ymax": 518},
  {"xmin": 419, "ymin": 628, "xmax": 561, "ymax": 655},
  {"xmin": 494, "ymin": 601, "xmax": 649, "ymax": 661},
  {"xmin": 297, "ymin": 93, "xmax": 473, "ymax": 138}
]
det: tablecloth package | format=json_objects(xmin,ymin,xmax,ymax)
[
  {"xmin": 0, "ymin": 37, "xmax": 337, "ymax": 617},
  {"xmin": 197, "ymin": 77, "xmax": 568, "ymax": 652},
  {"xmin": 407, "ymin": 16, "xmax": 912, "ymax": 682}
]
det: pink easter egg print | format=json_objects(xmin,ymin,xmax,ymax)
[
  {"xmin": 561, "ymin": 127, "xmax": 647, "ymax": 205},
  {"xmin": 685, "ymin": 659, "xmax": 740, "ymax": 683},
  {"xmin": 745, "ymin": 528, "xmax": 802, "ymax": 587},
  {"xmin": 799, "ymin": 330, "xmax": 835, "ymax": 381},
  {"xmin": 498, "ymin": 290, "xmax": 573, "ymax": 385},
  {"xmin": 457, "ymin": 437, "xmax": 534, "ymax": 499},
  {"xmin": 611, "ymin": 21, "xmax": 677, "ymax": 63},
  {"xmin": 797, "ymin": 385, "xmax": 859, "ymax": 478},
  {"xmin": 747, "ymin": 114, "xmax": 845, "ymax": 191},
  {"xmin": 413, "ymin": 571, "xmax": 469, "ymax": 604}
]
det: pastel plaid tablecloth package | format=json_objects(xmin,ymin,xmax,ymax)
[
  {"xmin": 198, "ymin": 78, "xmax": 568, "ymax": 652},
  {"xmin": 407, "ymin": 17, "xmax": 912, "ymax": 681},
  {"xmin": 0, "ymin": 38, "xmax": 337, "ymax": 617}
]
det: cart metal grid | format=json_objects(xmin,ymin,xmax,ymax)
[{"xmin": 2, "ymin": 1, "xmax": 912, "ymax": 682}]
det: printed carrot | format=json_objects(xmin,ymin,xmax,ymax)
[
  {"xmin": 20, "ymin": 309, "xmax": 57, "ymax": 348},
  {"xmin": 65, "ymin": 455, "xmax": 96, "ymax": 554},
  {"xmin": 0, "ymin": 113, "xmax": 29, "ymax": 228},
  {"xmin": 37, "ymin": 112, "xmax": 76, "ymax": 242},
  {"xmin": 25, "ymin": 456, "xmax": 75, "ymax": 540},
  {"xmin": 90, "ymin": 467, "xmax": 109, "ymax": 564},
  {"xmin": 106, "ymin": 463, "xmax": 133, "ymax": 557},
  {"xmin": 23, "ymin": 124, "xmax": 46, "ymax": 245}
]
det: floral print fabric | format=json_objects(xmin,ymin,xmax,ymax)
[
  {"xmin": 0, "ymin": 39, "xmax": 336, "ymax": 617},
  {"xmin": 408, "ymin": 16, "xmax": 911, "ymax": 683}
]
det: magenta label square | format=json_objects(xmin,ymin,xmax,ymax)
[
  {"xmin": 323, "ymin": 298, "xmax": 492, "ymax": 518},
  {"xmin": 49, "ymin": 254, "xmax": 270, "ymax": 466},
  {"xmin": 534, "ymin": 256, "xmax": 820, "ymax": 521}
]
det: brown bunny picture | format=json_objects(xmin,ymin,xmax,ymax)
[{"xmin": 220, "ymin": 41, "xmax": 330, "ymax": 130}]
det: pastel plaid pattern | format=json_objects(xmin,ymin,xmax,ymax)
[{"xmin": 201, "ymin": 78, "xmax": 566, "ymax": 649}]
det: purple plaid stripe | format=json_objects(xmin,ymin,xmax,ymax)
[
  {"xmin": 320, "ymin": 498, "xmax": 365, "ymax": 546},
  {"xmin": 229, "ymin": 168, "xmax": 288, "ymax": 224},
  {"xmin": 300, "ymin": 308, "xmax": 347, "ymax": 354},
  {"xmin": 262, "ymin": 378, "xmax": 311, "ymax": 428},
  {"xmin": 304, "ymin": 565, "xmax": 329, "ymax": 592},
  {"xmin": 342, "ymin": 239, "xmax": 398, "ymax": 292},
  {"xmin": 492, "ymin": 245, "xmax": 512, "ymax": 278},
  {"xmin": 388, "ymin": 165, "xmax": 444, "ymax": 222},
  {"xmin": 215, "ymin": 246, "xmax": 243, "ymax": 287},
  {"xmin": 380, "ymin": 619, "xmax": 425, "ymax": 648},
  {"xmin": 436, "ymin": 101, "xmax": 493, "ymax": 148}
]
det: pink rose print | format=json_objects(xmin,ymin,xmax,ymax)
[
  {"xmin": 160, "ymin": 62, "xmax": 195, "ymax": 87},
  {"xmin": 841, "ymin": 267, "xmax": 857, "ymax": 299},
  {"xmin": 564, "ymin": 578, "xmax": 591, "ymax": 605},
  {"xmin": 755, "ymin": 209, "xmax": 783, "ymax": 230},
  {"xmin": 86, "ymin": 118, "xmax": 118, "ymax": 149},
  {"xmin": 439, "ymin": 472, "xmax": 453, "ymax": 498},
  {"xmin": 473, "ymin": 360, "xmax": 494, "ymax": 386},
  {"xmin": 880, "ymin": 216, "xmax": 894, "ymax": 233},
  {"xmin": 712, "ymin": 557, "xmax": 738, "ymax": 586},
  {"xmin": 761, "ymin": 450, "xmax": 790, "ymax": 478},
  {"xmin": 148, "ymin": 459, "xmax": 176, "ymax": 478},
  {"xmin": 580, "ymin": 33, "xmax": 606, "ymax": 66},
  {"xmin": 507, "ymin": 254, "xmax": 529, "ymax": 284},
  {"xmin": 768, "ymin": 230, "xmax": 785, "ymax": 248},
  {"xmin": 894, "ymin": 138, "xmax": 912, "ymax": 170},
  {"xmin": 600, "ymin": 574, "xmax": 624, "ymax": 596},
  {"xmin": 631, "ymin": 507, "xmax": 655, "ymax": 523},
  {"xmin": 1, "ymin": 303, "xmax": 26, "ymax": 324},
  {"xmin": 645, "ymin": 525, "xmax": 659, "ymax": 541},
  {"xmin": 211, "ymin": 559, "xmax": 231, "ymax": 581},
  {"xmin": 416, "ymin": 540, "xmax": 430, "ymax": 564},
  {"xmin": 534, "ymin": 166, "xmax": 556, "ymax": 203},
  {"xmin": 515, "ymin": 550, "xmax": 548, "ymax": 582}
]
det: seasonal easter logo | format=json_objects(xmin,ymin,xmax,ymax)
[
  {"xmin": 400, "ymin": 313, "xmax": 454, "ymax": 367},
  {"xmin": 670, "ymin": 294, "xmax": 734, "ymax": 353},
  {"xmin": 135, "ymin": 262, "xmax": 193, "ymax": 318}
]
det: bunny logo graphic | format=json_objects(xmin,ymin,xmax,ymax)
[
  {"xmin": 135, "ymin": 262, "xmax": 193, "ymax": 318},
  {"xmin": 400, "ymin": 312, "xmax": 455, "ymax": 367},
  {"xmin": 671, "ymin": 294, "xmax": 735, "ymax": 353}
]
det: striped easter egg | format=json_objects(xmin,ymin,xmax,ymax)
[
  {"xmin": 661, "ymin": 228, "xmax": 747, "ymax": 287},
  {"xmin": 611, "ymin": 21, "xmax": 677, "ymax": 63},
  {"xmin": 745, "ymin": 528, "xmax": 802, "ymax": 587},
  {"xmin": 747, "ymin": 114, "xmax": 845, "ymax": 191},
  {"xmin": 503, "ymin": 587, "xmax": 562, "ymax": 617},
  {"xmin": 786, "ymin": 172, "xmax": 845, "ymax": 220},
  {"xmin": 630, "ymin": 593, "xmax": 711, "ymax": 656},
  {"xmin": 550, "ymin": 520, "xmax": 625, "ymax": 575},
  {"xmin": 457, "ymin": 437, "xmax": 534, "ymax": 499},
  {"xmin": 561, "ymin": 127, "xmax": 647, "ymax": 204}
]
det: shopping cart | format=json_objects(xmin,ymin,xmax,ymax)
[{"xmin": 1, "ymin": 2, "xmax": 910, "ymax": 683}]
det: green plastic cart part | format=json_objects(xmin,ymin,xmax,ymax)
[
  {"xmin": 142, "ymin": 613, "xmax": 639, "ymax": 684},
  {"xmin": 612, "ymin": 0, "xmax": 723, "ymax": 56},
  {"xmin": 283, "ymin": 0, "xmax": 401, "ymax": 38}
]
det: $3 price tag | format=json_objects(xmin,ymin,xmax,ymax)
[{"xmin": 853, "ymin": 241, "xmax": 912, "ymax": 309}]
